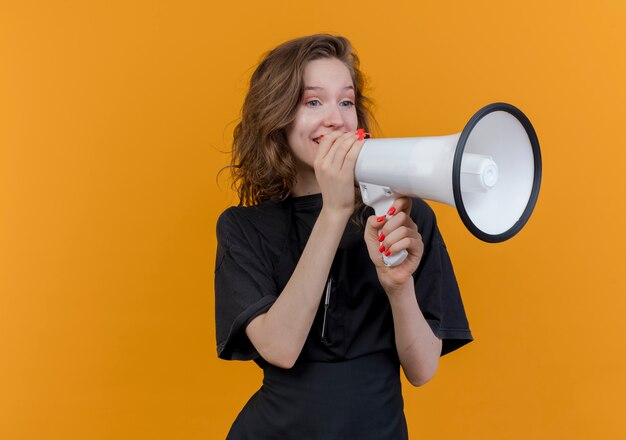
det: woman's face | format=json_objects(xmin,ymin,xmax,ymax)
[{"xmin": 286, "ymin": 57, "xmax": 358, "ymax": 173}]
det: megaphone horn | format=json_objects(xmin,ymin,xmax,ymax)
[{"xmin": 355, "ymin": 102, "xmax": 542, "ymax": 266}]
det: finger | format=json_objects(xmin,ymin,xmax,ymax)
[
  {"xmin": 384, "ymin": 236, "xmax": 423, "ymax": 259},
  {"xmin": 379, "ymin": 211, "xmax": 419, "ymax": 253},
  {"xmin": 380, "ymin": 211, "xmax": 413, "ymax": 236},
  {"xmin": 341, "ymin": 137, "xmax": 364, "ymax": 170},
  {"xmin": 382, "ymin": 225, "xmax": 420, "ymax": 250},
  {"xmin": 364, "ymin": 215, "xmax": 390, "ymax": 265},
  {"xmin": 365, "ymin": 213, "xmax": 388, "ymax": 238},
  {"xmin": 314, "ymin": 130, "xmax": 345, "ymax": 165},
  {"xmin": 365, "ymin": 214, "xmax": 388, "ymax": 249},
  {"xmin": 386, "ymin": 196, "xmax": 412, "ymax": 218},
  {"xmin": 326, "ymin": 131, "xmax": 358, "ymax": 167}
]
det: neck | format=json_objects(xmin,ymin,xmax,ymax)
[{"xmin": 291, "ymin": 167, "xmax": 320, "ymax": 197}]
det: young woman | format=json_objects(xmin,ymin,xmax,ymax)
[{"xmin": 215, "ymin": 34, "xmax": 472, "ymax": 439}]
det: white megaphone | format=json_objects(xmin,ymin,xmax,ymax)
[{"xmin": 355, "ymin": 102, "xmax": 542, "ymax": 266}]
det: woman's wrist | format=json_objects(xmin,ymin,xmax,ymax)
[
  {"xmin": 381, "ymin": 278, "xmax": 415, "ymax": 301},
  {"xmin": 319, "ymin": 205, "xmax": 353, "ymax": 226}
]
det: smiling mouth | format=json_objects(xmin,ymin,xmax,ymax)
[{"xmin": 312, "ymin": 137, "xmax": 322, "ymax": 144}]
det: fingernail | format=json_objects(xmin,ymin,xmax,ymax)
[
  {"xmin": 379, "ymin": 244, "xmax": 385, "ymax": 253},
  {"xmin": 387, "ymin": 207, "xmax": 396, "ymax": 216},
  {"xmin": 356, "ymin": 128, "xmax": 365, "ymax": 141},
  {"xmin": 378, "ymin": 232, "xmax": 385, "ymax": 242},
  {"xmin": 376, "ymin": 215, "xmax": 385, "ymax": 222},
  {"xmin": 385, "ymin": 250, "xmax": 392, "ymax": 257}
]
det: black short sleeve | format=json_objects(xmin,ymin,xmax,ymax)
[
  {"xmin": 214, "ymin": 207, "xmax": 279, "ymax": 361},
  {"xmin": 411, "ymin": 200, "xmax": 473, "ymax": 356}
]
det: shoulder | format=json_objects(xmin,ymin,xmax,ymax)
[
  {"xmin": 410, "ymin": 197, "xmax": 434, "ymax": 218},
  {"xmin": 216, "ymin": 198, "xmax": 292, "ymax": 247},
  {"xmin": 410, "ymin": 198, "xmax": 436, "ymax": 228},
  {"xmin": 409, "ymin": 198, "xmax": 442, "ymax": 247}
]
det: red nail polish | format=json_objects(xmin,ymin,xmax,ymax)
[
  {"xmin": 378, "ymin": 232, "xmax": 385, "ymax": 242},
  {"xmin": 376, "ymin": 215, "xmax": 385, "ymax": 222},
  {"xmin": 379, "ymin": 244, "xmax": 385, "ymax": 253},
  {"xmin": 385, "ymin": 250, "xmax": 392, "ymax": 257},
  {"xmin": 357, "ymin": 132, "xmax": 365, "ymax": 141},
  {"xmin": 387, "ymin": 207, "xmax": 396, "ymax": 216}
]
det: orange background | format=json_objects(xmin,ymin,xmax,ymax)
[{"xmin": 2, "ymin": 0, "xmax": 625, "ymax": 438}]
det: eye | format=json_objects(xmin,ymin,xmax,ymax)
[
  {"xmin": 340, "ymin": 100, "xmax": 355, "ymax": 107},
  {"xmin": 305, "ymin": 99, "xmax": 321, "ymax": 107}
]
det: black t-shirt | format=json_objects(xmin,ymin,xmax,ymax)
[{"xmin": 214, "ymin": 194, "xmax": 472, "ymax": 364}]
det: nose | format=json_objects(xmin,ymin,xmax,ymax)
[{"xmin": 323, "ymin": 103, "xmax": 345, "ymax": 129}]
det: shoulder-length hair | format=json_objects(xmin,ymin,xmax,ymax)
[{"xmin": 229, "ymin": 34, "xmax": 377, "ymax": 207}]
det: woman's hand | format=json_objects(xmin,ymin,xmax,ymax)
[
  {"xmin": 364, "ymin": 197, "xmax": 424, "ymax": 293},
  {"xmin": 313, "ymin": 130, "xmax": 364, "ymax": 220}
]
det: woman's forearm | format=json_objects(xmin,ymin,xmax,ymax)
[
  {"xmin": 387, "ymin": 281, "xmax": 442, "ymax": 386},
  {"xmin": 245, "ymin": 208, "xmax": 349, "ymax": 369}
]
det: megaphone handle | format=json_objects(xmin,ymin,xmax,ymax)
[
  {"xmin": 359, "ymin": 182, "xmax": 409, "ymax": 267},
  {"xmin": 383, "ymin": 249, "xmax": 409, "ymax": 267}
]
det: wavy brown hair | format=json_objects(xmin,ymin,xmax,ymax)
[{"xmin": 228, "ymin": 34, "xmax": 377, "ymax": 208}]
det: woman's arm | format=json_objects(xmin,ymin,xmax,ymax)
[
  {"xmin": 363, "ymin": 198, "xmax": 442, "ymax": 386},
  {"xmin": 245, "ymin": 131, "xmax": 364, "ymax": 369},
  {"xmin": 245, "ymin": 208, "xmax": 349, "ymax": 369},
  {"xmin": 386, "ymin": 281, "xmax": 442, "ymax": 386}
]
